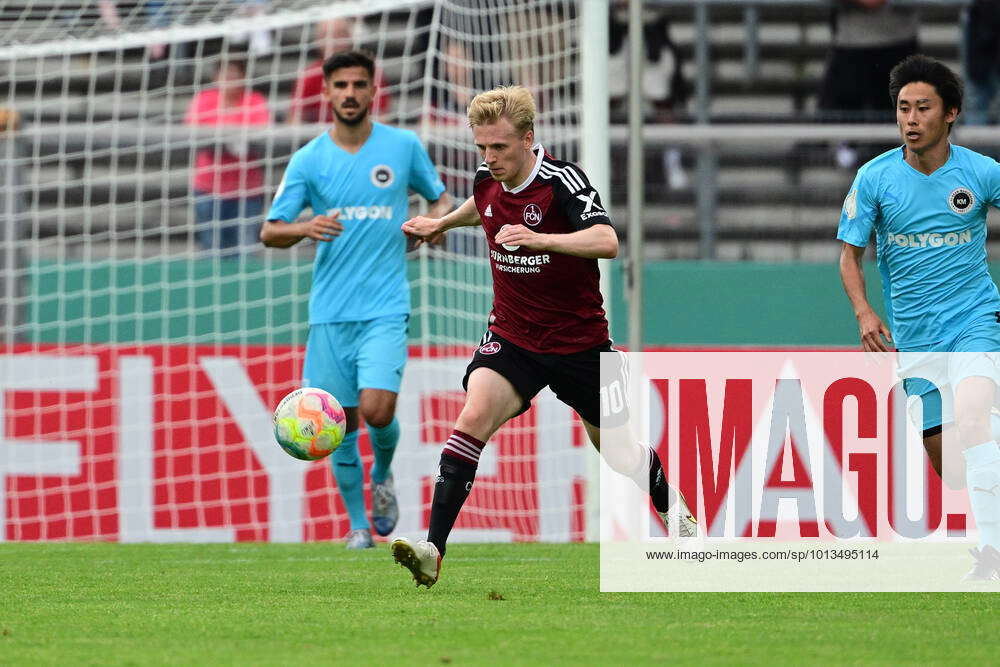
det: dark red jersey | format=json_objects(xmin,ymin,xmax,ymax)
[{"xmin": 473, "ymin": 145, "xmax": 614, "ymax": 354}]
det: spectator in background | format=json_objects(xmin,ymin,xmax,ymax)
[
  {"xmin": 185, "ymin": 53, "xmax": 272, "ymax": 257},
  {"xmin": 817, "ymin": 0, "xmax": 919, "ymax": 168},
  {"xmin": 428, "ymin": 38, "xmax": 476, "ymax": 123},
  {"xmin": 608, "ymin": 4, "xmax": 690, "ymax": 190},
  {"xmin": 230, "ymin": 0, "xmax": 274, "ymax": 56},
  {"xmin": 287, "ymin": 18, "xmax": 389, "ymax": 124},
  {"xmin": 963, "ymin": 0, "xmax": 1000, "ymax": 126}
]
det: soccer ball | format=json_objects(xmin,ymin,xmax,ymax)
[{"xmin": 272, "ymin": 387, "xmax": 347, "ymax": 460}]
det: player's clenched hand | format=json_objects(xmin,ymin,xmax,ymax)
[
  {"xmin": 301, "ymin": 214, "xmax": 343, "ymax": 242},
  {"xmin": 857, "ymin": 309, "xmax": 892, "ymax": 352},
  {"xmin": 494, "ymin": 224, "xmax": 549, "ymax": 250},
  {"xmin": 401, "ymin": 216, "xmax": 444, "ymax": 246}
]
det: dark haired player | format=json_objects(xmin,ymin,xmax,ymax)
[
  {"xmin": 392, "ymin": 85, "xmax": 695, "ymax": 588},
  {"xmin": 838, "ymin": 55, "xmax": 1000, "ymax": 580},
  {"xmin": 262, "ymin": 51, "xmax": 453, "ymax": 549}
]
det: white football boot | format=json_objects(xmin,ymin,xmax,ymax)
[
  {"xmin": 964, "ymin": 546, "xmax": 1000, "ymax": 582},
  {"xmin": 345, "ymin": 528, "xmax": 374, "ymax": 550},
  {"xmin": 657, "ymin": 481, "xmax": 698, "ymax": 539},
  {"xmin": 391, "ymin": 537, "xmax": 441, "ymax": 588}
]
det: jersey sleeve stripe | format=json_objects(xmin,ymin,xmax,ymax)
[
  {"xmin": 540, "ymin": 163, "xmax": 586, "ymax": 192},
  {"xmin": 538, "ymin": 166, "xmax": 576, "ymax": 193},
  {"xmin": 559, "ymin": 164, "xmax": 587, "ymax": 191},
  {"xmin": 541, "ymin": 159, "xmax": 587, "ymax": 191},
  {"xmin": 539, "ymin": 165, "xmax": 585, "ymax": 194}
]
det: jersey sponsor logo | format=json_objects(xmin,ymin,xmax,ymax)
[
  {"xmin": 490, "ymin": 248, "xmax": 551, "ymax": 273},
  {"xmin": 889, "ymin": 228, "xmax": 972, "ymax": 248},
  {"xmin": 948, "ymin": 187, "xmax": 975, "ymax": 214},
  {"xmin": 326, "ymin": 206, "xmax": 394, "ymax": 221},
  {"xmin": 370, "ymin": 165, "xmax": 395, "ymax": 188},
  {"xmin": 485, "ymin": 204, "xmax": 493, "ymax": 217},
  {"xmin": 844, "ymin": 189, "xmax": 857, "ymax": 220},
  {"xmin": 523, "ymin": 203, "xmax": 543, "ymax": 226},
  {"xmin": 479, "ymin": 341, "xmax": 502, "ymax": 355}
]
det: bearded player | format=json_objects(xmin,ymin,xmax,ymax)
[
  {"xmin": 262, "ymin": 51, "xmax": 452, "ymax": 549},
  {"xmin": 390, "ymin": 85, "xmax": 696, "ymax": 587}
]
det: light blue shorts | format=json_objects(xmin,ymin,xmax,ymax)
[
  {"xmin": 901, "ymin": 313, "xmax": 1000, "ymax": 432},
  {"xmin": 302, "ymin": 315, "xmax": 408, "ymax": 408}
]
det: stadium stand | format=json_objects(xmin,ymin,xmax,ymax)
[{"xmin": 0, "ymin": 2, "xmax": 982, "ymax": 262}]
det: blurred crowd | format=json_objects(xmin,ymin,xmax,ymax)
[{"xmin": 2, "ymin": 1, "xmax": 999, "ymax": 258}]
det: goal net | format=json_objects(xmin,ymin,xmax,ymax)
[{"xmin": 0, "ymin": 0, "xmax": 590, "ymax": 542}]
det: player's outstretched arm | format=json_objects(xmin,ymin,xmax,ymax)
[
  {"xmin": 402, "ymin": 195, "xmax": 480, "ymax": 245},
  {"xmin": 839, "ymin": 242, "xmax": 892, "ymax": 352},
  {"xmin": 494, "ymin": 223, "xmax": 618, "ymax": 259},
  {"xmin": 260, "ymin": 214, "xmax": 344, "ymax": 248}
]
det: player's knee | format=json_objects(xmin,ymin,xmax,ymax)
[
  {"xmin": 358, "ymin": 396, "xmax": 395, "ymax": 429},
  {"xmin": 455, "ymin": 403, "xmax": 502, "ymax": 437},
  {"xmin": 364, "ymin": 408, "xmax": 395, "ymax": 429},
  {"xmin": 359, "ymin": 400, "xmax": 395, "ymax": 429},
  {"xmin": 956, "ymin": 410, "xmax": 992, "ymax": 445}
]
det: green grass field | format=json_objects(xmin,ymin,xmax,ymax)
[{"xmin": 3, "ymin": 542, "xmax": 999, "ymax": 665}]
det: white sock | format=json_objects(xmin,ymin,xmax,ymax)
[
  {"xmin": 964, "ymin": 440, "xmax": 1000, "ymax": 551},
  {"xmin": 625, "ymin": 444, "xmax": 653, "ymax": 493},
  {"xmin": 991, "ymin": 413, "xmax": 1000, "ymax": 441}
]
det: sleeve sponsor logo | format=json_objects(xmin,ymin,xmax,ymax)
[
  {"xmin": 578, "ymin": 190, "xmax": 608, "ymax": 221},
  {"xmin": 844, "ymin": 189, "xmax": 857, "ymax": 220}
]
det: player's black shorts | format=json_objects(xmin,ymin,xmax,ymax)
[{"xmin": 462, "ymin": 331, "xmax": 629, "ymax": 427}]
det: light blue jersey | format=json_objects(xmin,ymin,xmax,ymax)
[
  {"xmin": 268, "ymin": 123, "xmax": 445, "ymax": 324},
  {"xmin": 837, "ymin": 144, "xmax": 1000, "ymax": 349}
]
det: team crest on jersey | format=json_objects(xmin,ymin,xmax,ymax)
[
  {"xmin": 948, "ymin": 187, "xmax": 975, "ymax": 214},
  {"xmin": 370, "ymin": 165, "xmax": 395, "ymax": 188},
  {"xmin": 479, "ymin": 341, "xmax": 501, "ymax": 355},
  {"xmin": 844, "ymin": 189, "xmax": 857, "ymax": 220},
  {"xmin": 523, "ymin": 203, "xmax": 543, "ymax": 226}
]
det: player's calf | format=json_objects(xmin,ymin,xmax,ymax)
[
  {"xmin": 649, "ymin": 450, "xmax": 697, "ymax": 538},
  {"xmin": 964, "ymin": 441, "xmax": 1000, "ymax": 554}
]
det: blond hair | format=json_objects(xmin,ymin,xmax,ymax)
[{"xmin": 467, "ymin": 85, "xmax": 536, "ymax": 135}]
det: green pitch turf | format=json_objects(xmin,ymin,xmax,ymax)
[{"xmin": 2, "ymin": 542, "xmax": 998, "ymax": 665}]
